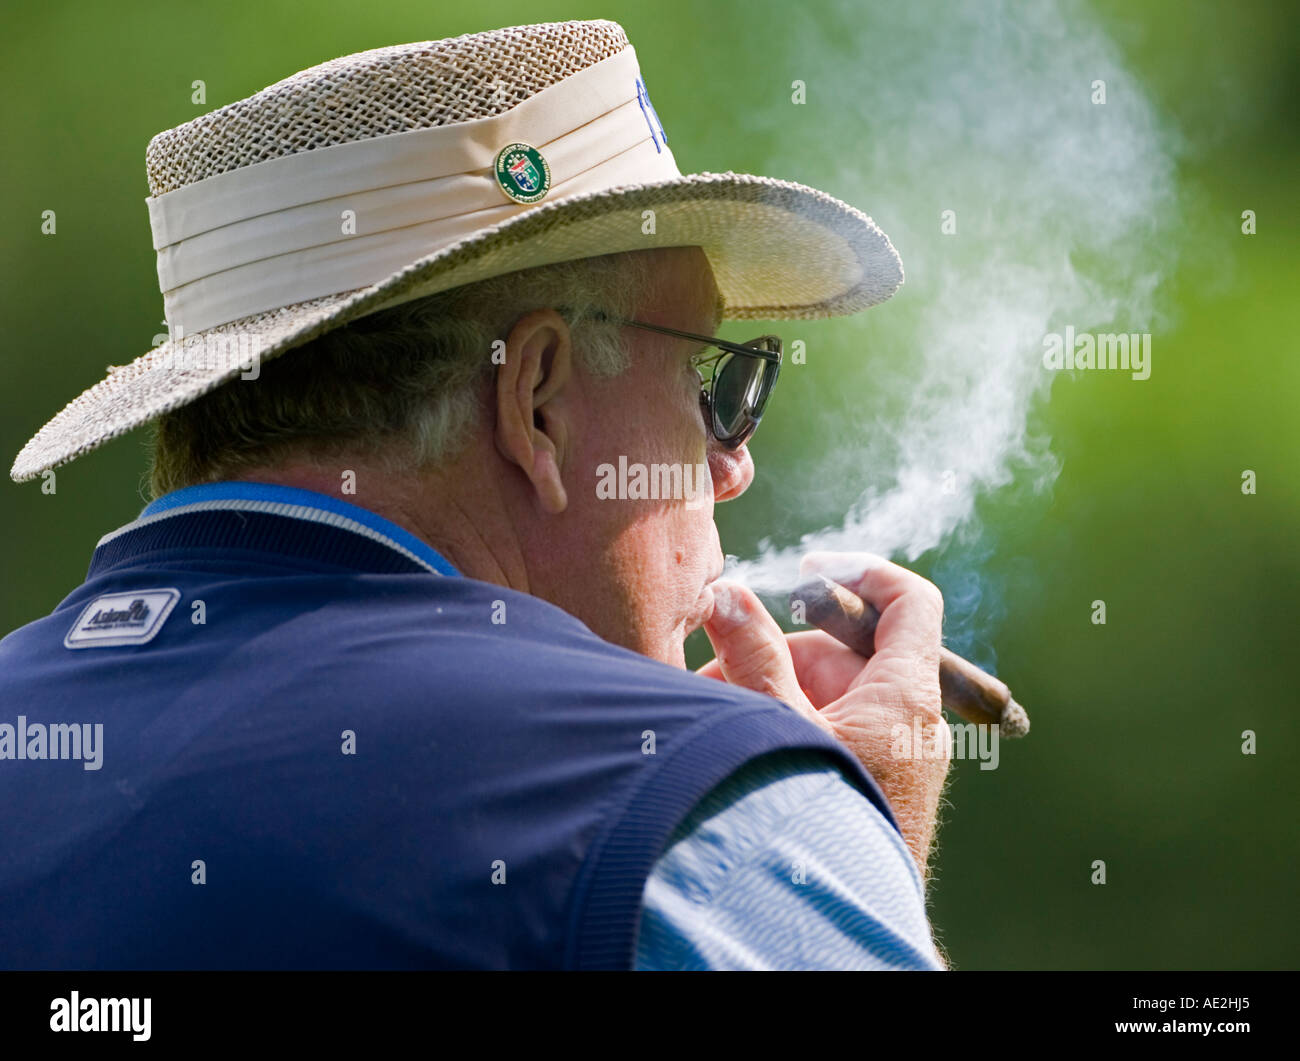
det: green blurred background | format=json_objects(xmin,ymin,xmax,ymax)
[{"xmin": 1, "ymin": 0, "xmax": 1295, "ymax": 968}]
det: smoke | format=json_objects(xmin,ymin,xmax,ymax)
[{"xmin": 723, "ymin": 0, "xmax": 1179, "ymax": 658}]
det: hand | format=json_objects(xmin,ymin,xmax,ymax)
[{"xmin": 698, "ymin": 552, "xmax": 952, "ymax": 881}]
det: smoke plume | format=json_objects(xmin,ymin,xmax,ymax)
[{"xmin": 723, "ymin": 0, "xmax": 1179, "ymax": 661}]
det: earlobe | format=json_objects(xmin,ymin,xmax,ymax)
[
  {"xmin": 493, "ymin": 309, "xmax": 573, "ymax": 515},
  {"xmin": 531, "ymin": 445, "xmax": 568, "ymax": 515}
]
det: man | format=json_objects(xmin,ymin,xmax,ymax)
[{"xmin": 2, "ymin": 20, "xmax": 950, "ymax": 969}]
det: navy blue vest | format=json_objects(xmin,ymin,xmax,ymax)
[{"xmin": 0, "ymin": 507, "xmax": 899, "ymax": 969}]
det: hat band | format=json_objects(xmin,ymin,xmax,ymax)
[{"xmin": 147, "ymin": 46, "xmax": 679, "ymax": 336}]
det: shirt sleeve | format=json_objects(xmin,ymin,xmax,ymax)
[{"xmin": 634, "ymin": 749, "xmax": 946, "ymax": 970}]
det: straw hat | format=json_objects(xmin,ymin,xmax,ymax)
[{"xmin": 10, "ymin": 19, "xmax": 902, "ymax": 482}]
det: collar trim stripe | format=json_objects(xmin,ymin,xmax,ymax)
[
  {"xmin": 99, "ymin": 499, "xmax": 446, "ymax": 576},
  {"xmin": 106, "ymin": 482, "xmax": 460, "ymax": 576}
]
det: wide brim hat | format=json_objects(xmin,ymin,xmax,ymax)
[{"xmin": 11, "ymin": 19, "xmax": 902, "ymax": 482}]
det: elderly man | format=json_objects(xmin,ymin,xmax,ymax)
[{"xmin": 1, "ymin": 20, "xmax": 950, "ymax": 969}]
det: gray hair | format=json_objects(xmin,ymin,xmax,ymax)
[{"xmin": 147, "ymin": 250, "xmax": 660, "ymax": 498}]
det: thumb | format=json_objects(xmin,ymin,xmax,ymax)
[{"xmin": 702, "ymin": 582, "xmax": 826, "ymax": 731}]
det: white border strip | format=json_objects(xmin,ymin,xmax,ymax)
[{"xmin": 97, "ymin": 499, "xmax": 443, "ymax": 575}]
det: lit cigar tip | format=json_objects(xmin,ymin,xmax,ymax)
[{"xmin": 999, "ymin": 699, "xmax": 1030, "ymax": 739}]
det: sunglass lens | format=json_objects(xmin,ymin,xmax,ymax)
[{"xmin": 712, "ymin": 354, "xmax": 770, "ymax": 441}]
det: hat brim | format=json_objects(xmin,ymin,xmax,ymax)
[{"xmin": 11, "ymin": 171, "xmax": 902, "ymax": 482}]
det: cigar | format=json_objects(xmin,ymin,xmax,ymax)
[{"xmin": 789, "ymin": 574, "xmax": 1030, "ymax": 738}]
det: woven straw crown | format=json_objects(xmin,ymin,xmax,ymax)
[{"xmin": 147, "ymin": 21, "xmax": 630, "ymax": 196}]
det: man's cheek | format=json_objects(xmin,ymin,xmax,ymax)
[{"xmin": 684, "ymin": 460, "xmax": 712, "ymax": 510}]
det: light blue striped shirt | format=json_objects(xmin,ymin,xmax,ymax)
[{"xmin": 636, "ymin": 750, "xmax": 945, "ymax": 970}]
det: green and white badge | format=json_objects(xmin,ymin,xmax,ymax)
[{"xmin": 494, "ymin": 143, "xmax": 551, "ymax": 204}]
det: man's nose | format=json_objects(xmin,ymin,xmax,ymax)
[{"xmin": 708, "ymin": 441, "xmax": 754, "ymax": 502}]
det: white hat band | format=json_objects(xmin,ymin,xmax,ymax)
[{"xmin": 147, "ymin": 45, "xmax": 679, "ymax": 336}]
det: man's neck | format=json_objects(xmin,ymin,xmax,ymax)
[{"xmin": 235, "ymin": 459, "xmax": 531, "ymax": 594}]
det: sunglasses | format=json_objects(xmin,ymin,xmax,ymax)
[{"xmin": 579, "ymin": 313, "xmax": 783, "ymax": 449}]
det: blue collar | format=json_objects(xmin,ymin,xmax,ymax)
[{"xmin": 123, "ymin": 481, "xmax": 461, "ymax": 577}]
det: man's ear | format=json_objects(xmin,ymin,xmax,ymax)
[{"xmin": 494, "ymin": 308, "xmax": 572, "ymax": 515}]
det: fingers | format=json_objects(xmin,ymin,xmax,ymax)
[
  {"xmin": 799, "ymin": 551, "xmax": 944, "ymax": 712},
  {"xmin": 695, "ymin": 658, "xmax": 725, "ymax": 681},
  {"xmin": 702, "ymin": 581, "xmax": 801, "ymax": 700},
  {"xmin": 701, "ymin": 582, "xmax": 829, "ymax": 732},
  {"xmin": 783, "ymin": 630, "xmax": 867, "ymax": 707},
  {"xmin": 702, "ymin": 628, "xmax": 864, "ymax": 708}
]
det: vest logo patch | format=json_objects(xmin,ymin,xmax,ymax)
[{"xmin": 64, "ymin": 588, "xmax": 181, "ymax": 649}]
